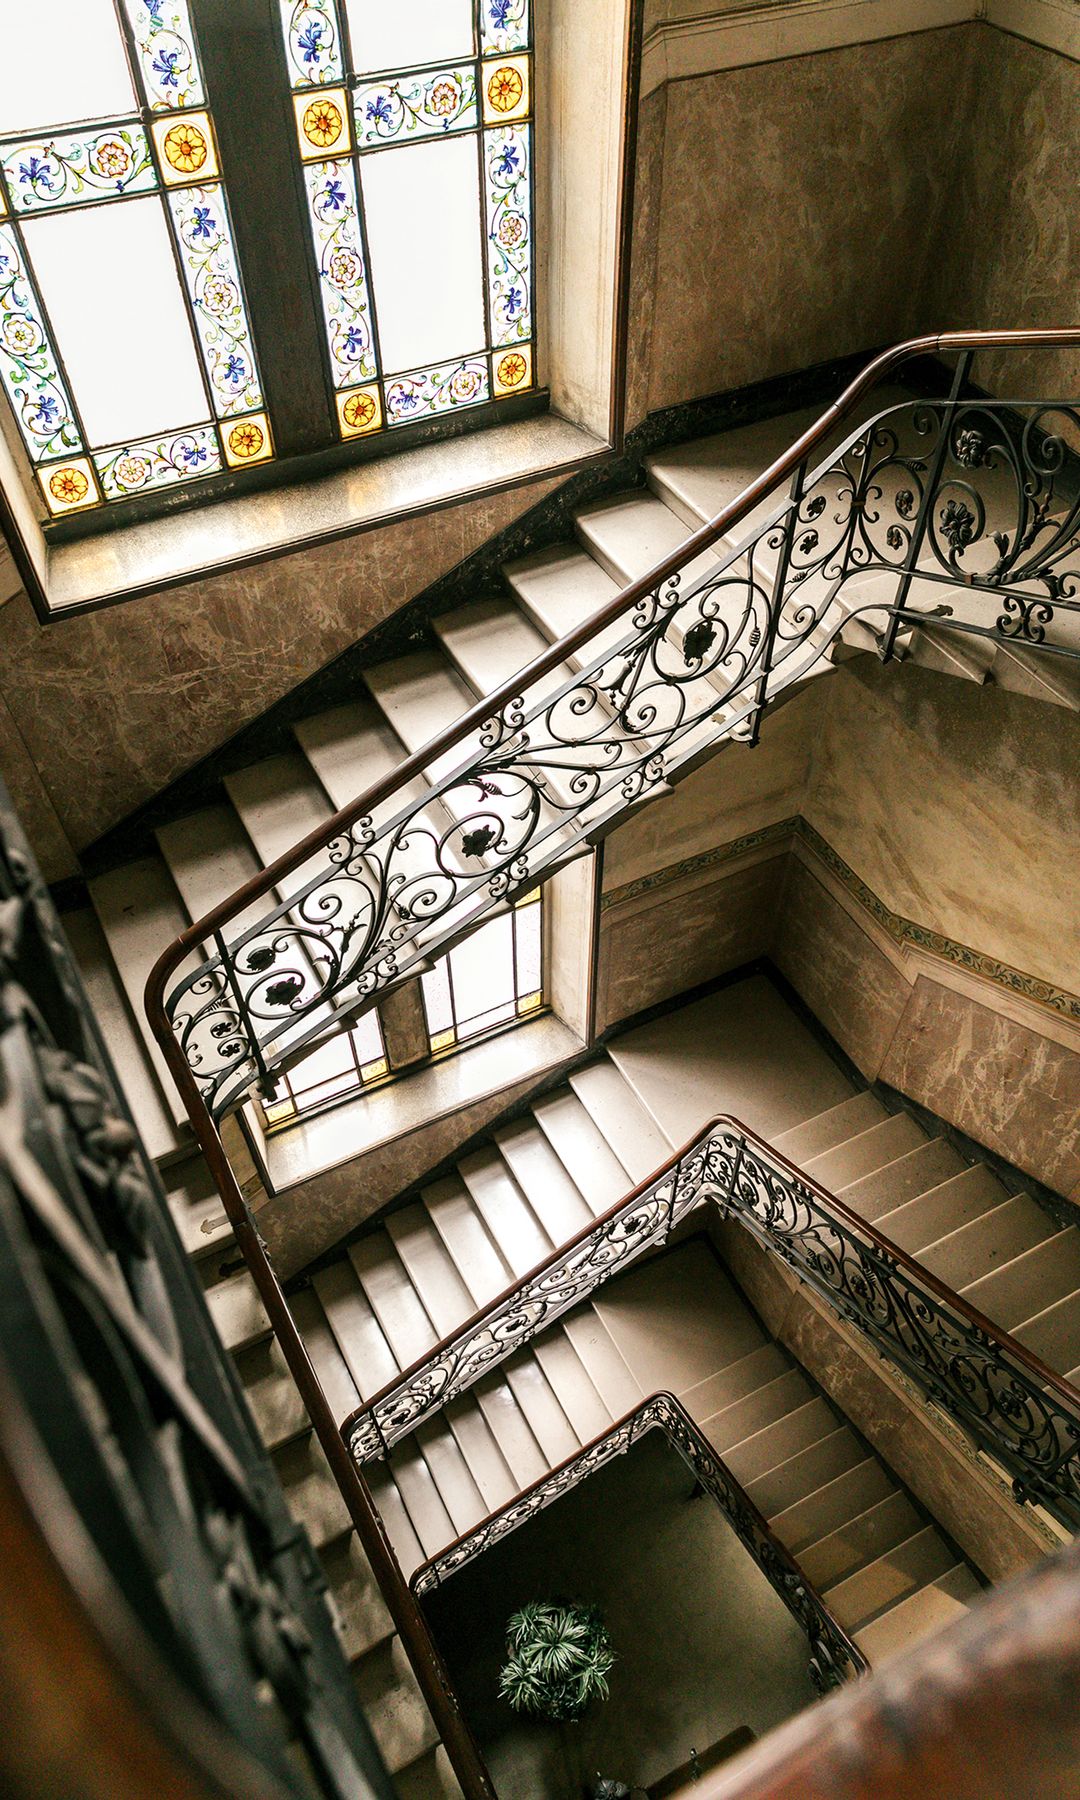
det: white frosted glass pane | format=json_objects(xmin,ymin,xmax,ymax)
[
  {"xmin": 0, "ymin": 0, "xmax": 136, "ymax": 133},
  {"xmin": 292, "ymin": 1031, "xmax": 354, "ymax": 1087},
  {"xmin": 515, "ymin": 900, "xmax": 541, "ymax": 996},
  {"xmin": 23, "ymin": 200, "xmax": 208, "ymax": 445},
  {"xmin": 451, "ymin": 912, "xmax": 514, "ymax": 1025},
  {"xmin": 362, "ymin": 135, "xmax": 484, "ymax": 372},
  {"xmin": 349, "ymin": 1008, "xmax": 384, "ymax": 1066},
  {"xmin": 345, "ymin": 0, "xmax": 473, "ymax": 73},
  {"xmin": 421, "ymin": 959, "xmax": 454, "ymax": 1037}
]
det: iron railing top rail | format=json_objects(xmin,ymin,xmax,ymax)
[
  {"xmin": 144, "ymin": 327, "xmax": 1080, "ymax": 1022},
  {"xmin": 407, "ymin": 1390, "xmax": 868, "ymax": 1684},
  {"xmin": 341, "ymin": 1108, "xmax": 1080, "ymax": 1458}
]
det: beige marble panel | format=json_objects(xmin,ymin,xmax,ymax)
[
  {"xmin": 642, "ymin": 26, "xmax": 980, "ymax": 413},
  {"xmin": 623, "ymin": 84, "xmax": 668, "ymax": 433},
  {"xmin": 880, "ymin": 978, "xmax": 1080, "ymax": 1201},
  {"xmin": 0, "ymin": 690, "xmax": 77, "ymax": 881},
  {"xmin": 0, "ymin": 475, "xmax": 561, "ymax": 851}
]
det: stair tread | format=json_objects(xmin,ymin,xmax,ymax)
[
  {"xmin": 319, "ymin": 1532, "xmax": 394, "ymax": 1663},
  {"xmin": 854, "ymin": 1566, "xmax": 981, "ymax": 1664},
  {"xmin": 769, "ymin": 1457, "xmax": 897, "ymax": 1555},
  {"xmin": 1012, "ymin": 1286, "xmax": 1080, "ymax": 1377},
  {"xmin": 679, "ymin": 1341, "xmax": 793, "ymax": 1426},
  {"xmin": 472, "ymin": 1372, "xmax": 549, "ymax": 1488},
  {"xmin": 503, "ymin": 1350, "xmax": 578, "ymax": 1466},
  {"xmin": 803, "ymin": 1113, "xmax": 927, "ymax": 1190},
  {"xmin": 750, "ymin": 1427, "xmax": 865, "ymax": 1521},
  {"xmin": 561, "ymin": 1309, "xmax": 643, "ymax": 1418},
  {"xmin": 393, "ymin": 1745, "xmax": 465, "ymax": 1800},
  {"xmin": 205, "ymin": 1267, "xmax": 270, "ymax": 1353},
  {"xmin": 531, "ymin": 1087, "xmax": 634, "ymax": 1215},
  {"xmin": 575, "ymin": 490, "xmax": 722, "ymax": 593},
  {"xmin": 349, "ymin": 1234, "xmax": 439, "ymax": 1371},
  {"xmin": 442, "ymin": 1393, "xmax": 518, "ymax": 1513},
  {"xmin": 273, "ymin": 1436, "xmax": 352, "ymax": 1550},
  {"xmin": 363, "ymin": 650, "xmax": 475, "ymax": 777},
  {"xmin": 155, "ymin": 802, "xmax": 263, "ymax": 935},
  {"xmin": 823, "ymin": 1525, "xmax": 958, "ymax": 1633},
  {"xmin": 492, "ymin": 1117, "xmax": 594, "ymax": 1244},
  {"xmin": 593, "ymin": 1241, "xmax": 765, "ymax": 1398},
  {"xmin": 837, "ymin": 1137, "xmax": 971, "ymax": 1223},
  {"xmin": 421, "ymin": 1174, "xmax": 513, "ymax": 1307},
  {"xmin": 366, "ymin": 1463, "xmax": 425, "ymax": 1577},
  {"xmin": 295, "ymin": 698, "xmax": 421, "ymax": 809},
  {"xmin": 645, "ymin": 407, "xmax": 827, "ymax": 531},
  {"xmin": 352, "ymin": 1635, "xmax": 439, "ymax": 1775},
  {"xmin": 771, "ymin": 1091, "xmax": 888, "ymax": 1164},
  {"xmin": 291, "ymin": 1287, "xmax": 361, "ymax": 1425},
  {"xmin": 234, "ymin": 1334, "xmax": 310, "ymax": 1451},
  {"xmin": 64, "ymin": 906, "xmax": 182, "ymax": 1165},
  {"xmin": 87, "ymin": 857, "xmax": 194, "ymax": 1129},
  {"xmin": 456, "ymin": 1143, "xmax": 552, "ymax": 1277},
  {"xmin": 385, "ymin": 1203, "xmax": 476, "ymax": 1337},
  {"xmin": 919, "ymin": 1194, "xmax": 1057, "ymax": 1293},
  {"xmin": 568, "ymin": 1055, "xmax": 672, "ymax": 1179},
  {"xmin": 701, "ymin": 1367, "xmax": 814, "ymax": 1455},
  {"xmin": 312, "ymin": 1260, "xmax": 399, "ymax": 1400},
  {"xmin": 798, "ymin": 1490, "xmax": 924, "ymax": 1592},
  {"xmin": 502, "ymin": 541, "xmax": 625, "ymax": 673},
  {"xmin": 433, "ymin": 595, "xmax": 554, "ymax": 697},
  {"xmin": 992, "ymin": 639, "xmax": 1080, "ymax": 710},
  {"xmin": 961, "ymin": 1226, "xmax": 1080, "ymax": 1329},
  {"xmin": 224, "ymin": 751, "xmax": 334, "ymax": 875},
  {"xmin": 532, "ymin": 1330, "xmax": 611, "ymax": 1444},
  {"xmin": 387, "ymin": 1439, "xmax": 458, "ymax": 1559},
  {"xmin": 411, "ymin": 1417, "xmax": 487, "ymax": 1538},
  {"xmin": 162, "ymin": 1149, "xmax": 233, "ymax": 1259},
  {"xmin": 724, "ymin": 1396, "xmax": 838, "ymax": 1486}
]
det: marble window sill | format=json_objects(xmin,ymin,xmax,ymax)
[{"xmin": 32, "ymin": 413, "xmax": 608, "ymax": 617}]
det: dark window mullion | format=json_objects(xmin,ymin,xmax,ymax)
[{"xmin": 192, "ymin": 0, "xmax": 335, "ymax": 456}]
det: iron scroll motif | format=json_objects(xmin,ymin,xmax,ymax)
[
  {"xmin": 162, "ymin": 391, "xmax": 1080, "ymax": 1121},
  {"xmin": 410, "ymin": 1393, "xmax": 866, "ymax": 1694},
  {"xmin": 344, "ymin": 1117, "xmax": 1080, "ymax": 1535}
]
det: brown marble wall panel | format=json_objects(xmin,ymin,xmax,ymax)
[
  {"xmin": 594, "ymin": 850, "xmax": 786, "ymax": 1034},
  {"xmin": 642, "ymin": 26, "xmax": 979, "ymax": 414},
  {"xmin": 880, "ymin": 978, "xmax": 1080, "ymax": 1203},
  {"xmin": 0, "ymin": 474, "xmax": 560, "ymax": 852},
  {"xmin": 623, "ymin": 83, "xmax": 667, "ymax": 433},
  {"xmin": 771, "ymin": 857, "xmax": 910, "ymax": 1077},
  {"xmin": 0, "ymin": 690, "xmax": 77, "ymax": 881}
]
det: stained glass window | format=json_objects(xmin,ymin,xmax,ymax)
[
  {"xmin": 421, "ymin": 889, "xmax": 544, "ymax": 1054},
  {"xmin": 279, "ymin": 0, "xmax": 534, "ymax": 441},
  {"xmin": 0, "ymin": 0, "xmax": 269, "ymax": 515},
  {"xmin": 260, "ymin": 1007, "xmax": 389, "ymax": 1129}
]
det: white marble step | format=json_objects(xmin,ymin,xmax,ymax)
[
  {"xmin": 349, "ymin": 1233, "xmax": 439, "ymax": 1372},
  {"xmin": 387, "ymin": 1438, "xmax": 457, "ymax": 1560},
  {"xmin": 918, "ymin": 1195, "xmax": 1057, "ymax": 1294},
  {"xmin": 679, "ymin": 1341, "xmax": 792, "ymax": 1425},
  {"xmin": 960, "ymin": 1226, "xmax": 1080, "ymax": 1330},
  {"xmin": 366, "ymin": 1463, "xmax": 425, "ymax": 1577},
  {"xmin": 352, "ymin": 1634, "xmax": 439, "ymax": 1775},
  {"xmin": 319, "ymin": 1532, "xmax": 394, "ymax": 1664},
  {"xmin": 802, "ymin": 1112, "xmax": 927, "ymax": 1190},
  {"xmin": 312, "ymin": 1259, "xmax": 399, "ymax": 1400},
  {"xmin": 455, "ymin": 1143, "xmax": 552, "ymax": 1277},
  {"xmin": 394, "ymin": 1744, "xmax": 465, "ymax": 1800},
  {"xmin": 798, "ymin": 1489, "xmax": 923, "ymax": 1593},
  {"xmin": 205, "ymin": 1267, "xmax": 270, "ymax": 1353},
  {"xmin": 1012, "ymin": 1287, "xmax": 1080, "ymax": 1376},
  {"xmin": 291, "ymin": 1287, "xmax": 362, "ymax": 1426},
  {"xmin": 385, "ymin": 1203, "xmax": 476, "ymax": 1337},
  {"xmin": 575, "ymin": 490, "xmax": 722, "ymax": 595},
  {"xmin": 411, "ymin": 1417, "xmax": 487, "ymax": 1538},
  {"xmin": 837, "ymin": 1137, "xmax": 972, "ymax": 1224},
  {"xmin": 875, "ymin": 1164, "xmax": 1010, "ymax": 1252},
  {"xmin": 532, "ymin": 1330, "xmax": 611, "ymax": 1444},
  {"xmin": 723, "ymin": 1397, "xmax": 839, "ymax": 1487},
  {"xmin": 64, "ymin": 905, "xmax": 182, "ymax": 1165},
  {"xmin": 992, "ymin": 640, "xmax": 1080, "ymax": 711},
  {"xmin": 824, "ymin": 1525, "xmax": 958, "ymax": 1634},
  {"xmin": 421, "ymin": 1173, "xmax": 513, "ymax": 1307},
  {"xmin": 87, "ymin": 857, "xmax": 196, "ymax": 1131},
  {"xmin": 561, "ymin": 1308, "xmax": 642, "ymax": 1419},
  {"xmin": 163, "ymin": 1150, "xmax": 232, "ymax": 1260},
  {"xmin": 568, "ymin": 1055, "xmax": 672, "ymax": 1179},
  {"xmin": 155, "ymin": 802, "xmax": 264, "ymax": 939},
  {"xmin": 234, "ymin": 1334, "xmax": 310, "ymax": 1451},
  {"xmin": 503, "ymin": 541, "xmax": 628, "ymax": 674},
  {"xmin": 225, "ymin": 750, "xmax": 334, "ymax": 881},
  {"xmin": 503, "ymin": 1349, "xmax": 579, "ymax": 1466},
  {"xmin": 530, "ymin": 1086, "xmax": 635, "ymax": 1214},
  {"xmin": 492, "ymin": 1117, "xmax": 594, "ymax": 1244},
  {"xmin": 768, "ymin": 1457, "xmax": 896, "ymax": 1556},
  {"xmin": 593, "ymin": 1242, "xmax": 765, "ymax": 1399},
  {"xmin": 274, "ymin": 1435, "xmax": 352, "ymax": 1551},
  {"xmin": 472, "ymin": 1372, "xmax": 549, "ymax": 1489},
  {"xmin": 702, "ymin": 1367, "xmax": 815, "ymax": 1456},
  {"xmin": 854, "ymin": 1565, "xmax": 980, "ymax": 1665},
  {"xmin": 441, "ymin": 1393, "xmax": 518, "ymax": 1513},
  {"xmin": 771, "ymin": 1091, "xmax": 888, "ymax": 1165},
  {"xmin": 748, "ymin": 1426, "xmax": 866, "ymax": 1521}
]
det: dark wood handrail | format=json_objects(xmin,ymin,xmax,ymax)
[{"xmin": 341, "ymin": 1108, "xmax": 1080, "ymax": 1453}]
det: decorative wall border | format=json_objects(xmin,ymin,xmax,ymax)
[{"xmin": 601, "ymin": 814, "xmax": 1080, "ymax": 1028}]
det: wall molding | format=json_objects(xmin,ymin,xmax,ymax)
[
  {"xmin": 640, "ymin": 0, "xmax": 1080, "ymax": 95},
  {"xmin": 601, "ymin": 814, "xmax": 1080, "ymax": 1046}
]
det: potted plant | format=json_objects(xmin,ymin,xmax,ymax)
[{"xmin": 499, "ymin": 1600, "xmax": 616, "ymax": 1794}]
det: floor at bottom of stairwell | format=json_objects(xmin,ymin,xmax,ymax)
[{"xmin": 421, "ymin": 1431, "xmax": 817, "ymax": 1798}]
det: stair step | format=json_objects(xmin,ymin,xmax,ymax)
[
  {"xmin": 502, "ymin": 541, "xmax": 626, "ymax": 674},
  {"xmin": 273, "ymin": 1436, "xmax": 352, "ymax": 1550},
  {"xmin": 352, "ymin": 1636, "xmax": 439, "ymax": 1776},
  {"xmin": 803, "ymin": 1113, "xmax": 927, "ymax": 1190},
  {"xmin": 472, "ymin": 1372, "xmax": 549, "ymax": 1489},
  {"xmin": 319, "ymin": 1532, "xmax": 394, "ymax": 1663},
  {"xmin": 962, "ymin": 1226, "xmax": 1080, "ymax": 1329},
  {"xmin": 503, "ymin": 1350, "xmax": 579, "ymax": 1466},
  {"xmin": 387, "ymin": 1439, "xmax": 458, "ymax": 1559},
  {"xmin": 701, "ymin": 1368, "xmax": 814, "ymax": 1455},
  {"xmin": 910, "ymin": 625, "xmax": 995, "ymax": 685},
  {"xmin": 433, "ymin": 595, "xmax": 557, "ymax": 698},
  {"xmin": 1013, "ymin": 1288, "xmax": 1080, "ymax": 1377},
  {"xmin": 823, "ymin": 1525, "xmax": 958, "ymax": 1633},
  {"xmin": 349, "ymin": 1234, "xmax": 439, "ymax": 1371},
  {"xmin": 155, "ymin": 803, "xmax": 263, "ymax": 934},
  {"xmin": 421, "ymin": 1174, "xmax": 513, "ymax": 1307},
  {"xmin": 492, "ymin": 1117, "xmax": 594, "ymax": 1243},
  {"xmin": 644, "ymin": 407, "xmax": 828, "ymax": 533},
  {"xmin": 678, "ymin": 1341, "xmax": 792, "ymax": 1425},
  {"xmin": 875, "ymin": 1163, "xmax": 1009, "ymax": 1253},
  {"xmin": 531, "ymin": 1087, "xmax": 634, "ymax": 1215},
  {"xmin": 312, "ymin": 1260, "xmax": 399, "ymax": 1400},
  {"xmin": 771, "ymin": 1091, "xmax": 889, "ymax": 1165},
  {"xmin": 224, "ymin": 752, "xmax": 334, "ymax": 873},
  {"xmin": 918, "ymin": 1195, "xmax": 1057, "ymax": 1293},
  {"xmin": 532, "ymin": 1331, "xmax": 611, "ymax": 1444},
  {"xmin": 854, "ymin": 1566, "xmax": 981, "ymax": 1665},
  {"xmin": 366, "ymin": 1463, "xmax": 425, "ymax": 1578},
  {"xmin": 64, "ymin": 906, "xmax": 183, "ymax": 1165},
  {"xmin": 569, "ymin": 1055, "xmax": 673, "ymax": 1179},
  {"xmin": 205, "ymin": 1268, "xmax": 270, "ymax": 1353},
  {"xmin": 456, "ymin": 1144, "xmax": 552, "ymax": 1276},
  {"xmin": 561, "ymin": 1309, "xmax": 643, "ymax": 1418},
  {"xmin": 749, "ymin": 1427, "xmax": 865, "ymax": 1520},
  {"xmin": 385, "ymin": 1203, "xmax": 476, "ymax": 1337},
  {"xmin": 163, "ymin": 1151, "xmax": 233, "ymax": 1259},
  {"xmin": 594, "ymin": 1242, "xmax": 765, "ymax": 1398},
  {"xmin": 291, "ymin": 1287, "xmax": 362, "ymax": 1425},
  {"xmin": 364, "ymin": 650, "xmax": 475, "ymax": 767},
  {"xmin": 837, "ymin": 1137, "xmax": 970, "ymax": 1223},
  {"xmin": 992, "ymin": 640, "xmax": 1080, "ymax": 711},
  {"xmin": 768, "ymin": 1457, "xmax": 896, "ymax": 1556},
  {"xmin": 394, "ymin": 1744, "xmax": 465, "ymax": 1800},
  {"xmin": 575, "ymin": 490, "xmax": 722, "ymax": 593},
  {"xmin": 441, "ymin": 1394, "xmax": 518, "ymax": 1513},
  {"xmin": 724, "ymin": 1397, "xmax": 838, "ymax": 1486},
  {"xmin": 87, "ymin": 857, "xmax": 193, "ymax": 1129},
  {"xmin": 412, "ymin": 1418, "xmax": 487, "ymax": 1538},
  {"xmin": 798, "ymin": 1490, "xmax": 924, "ymax": 1592},
  {"xmin": 234, "ymin": 1335, "xmax": 310, "ymax": 1450}
]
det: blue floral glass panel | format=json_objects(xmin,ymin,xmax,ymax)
[
  {"xmin": 279, "ymin": 0, "xmax": 344, "ymax": 87},
  {"xmin": 302, "ymin": 160, "xmax": 378, "ymax": 387},
  {"xmin": 385, "ymin": 354, "xmax": 489, "ymax": 424},
  {"xmin": 480, "ymin": 0, "xmax": 529, "ymax": 57},
  {"xmin": 94, "ymin": 423, "xmax": 220, "ymax": 498},
  {"xmin": 168, "ymin": 185, "xmax": 264, "ymax": 419},
  {"xmin": 121, "ymin": 0, "xmax": 206, "ymax": 110},
  {"xmin": 0, "ymin": 126, "xmax": 156, "ymax": 214},
  {"xmin": 484, "ymin": 125, "xmax": 531, "ymax": 346},
  {"xmin": 0, "ymin": 223, "xmax": 82, "ymax": 463},
  {"xmin": 354, "ymin": 65, "xmax": 477, "ymax": 148}
]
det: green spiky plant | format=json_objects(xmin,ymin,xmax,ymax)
[{"xmin": 498, "ymin": 1601, "xmax": 615, "ymax": 1724}]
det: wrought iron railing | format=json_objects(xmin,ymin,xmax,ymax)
[
  {"xmin": 148, "ymin": 330, "xmax": 1080, "ymax": 1124},
  {"xmin": 411, "ymin": 1392, "xmax": 868, "ymax": 1694},
  {"xmin": 0, "ymin": 780, "xmax": 394, "ymax": 1800},
  {"xmin": 342, "ymin": 1113, "xmax": 1080, "ymax": 1533}
]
